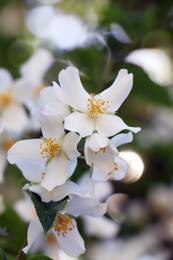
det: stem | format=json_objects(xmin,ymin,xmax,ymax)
[{"xmin": 16, "ymin": 240, "xmax": 27, "ymax": 260}]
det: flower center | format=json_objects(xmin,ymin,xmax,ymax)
[
  {"xmin": 114, "ymin": 162, "xmax": 119, "ymax": 171},
  {"xmin": 3, "ymin": 139, "xmax": 16, "ymax": 152},
  {"xmin": 34, "ymin": 82, "xmax": 46, "ymax": 97},
  {"xmin": 87, "ymin": 93, "xmax": 109, "ymax": 118},
  {"xmin": 40, "ymin": 137, "xmax": 61, "ymax": 159},
  {"xmin": 54, "ymin": 213, "xmax": 74, "ymax": 238},
  {"xmin": 95, "ymin": 147, "xmax": 106, "ymax": 154},
  {"xmin": 0, "ymin": 92, "xmax": 11, "ymax": 107}
]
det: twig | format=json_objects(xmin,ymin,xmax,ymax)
[{"xmin": 16, "ymin": 240, "xmax": 27, "ymax": 260}]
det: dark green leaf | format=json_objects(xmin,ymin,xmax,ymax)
[{"xmin": 30, "ymin": 192, "xmax": 68, "ymax": 234}]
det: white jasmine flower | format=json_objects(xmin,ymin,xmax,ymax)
[
  {"xmin": 7, "ymin": 110, "xmax": 80, "ymax": 191},
  {"xmin": 0, "ymin": 68, "xmax": 29, "ymax": 134},
  {"xmin": 58, "ymin": 66, "xmax": 140, "ymax": 137},
  {"xmin": 0, "ymin": 122, "xmax": 16, "ymax": 183},
  {"xmin": 84, "ymin": 132, "xmax": 133, "ymax": 178}
]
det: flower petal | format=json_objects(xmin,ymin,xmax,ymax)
[
  {"xmin": 110, "ymin": 156, "xmax": 129, "ymax": 181},
  {"xmin": 7, "ymin": 139, "xmax": 42, "ymax": 161},
  {"xmin": 62, "ymin": 132, "xmax": 81, "ymax": 160},
  {"xmin": 59, "ymin": 66, "xmax": 90, "ymax": 112},
  {"xmin": 92, "ymin": 167, "xmax": 109, "ymax": 181},
  {"xmin": 2, "ymin": 103, "xmax": 28, "ymax": 133},
  {"xmin": 7, "ymin": 139, "xmax": 43, "ymax": 164},
  {"xmin": 111, "ymin": 132, "xmax": 133, "ymax": 147},
  {"xmin": 41, "ymin": 154, "xmax": 68, "ymax": 191},
  {"xmin": 85, "ymin": 145, "xmax": 115, "ymax": 173},
  {"xmin": 64, "ymin": 112, "xmax": 95, "ymax": 137},
  {"xmin": 43, "ymin": 101, "xmax": 70, "ymax": 117},
  {"xmin": 85, "ymin": 133, "xmax": 109, "ymax": 152},
  {"xmin": 52, "ymin": 181, "xmax": 85, "ymax": 202},
  {"xmin": 52, "ymin": 218, "xmax": 85, "ymax": 257},
  {"xmin": 0, "ymin": 68, "xmax": 13, "ymax": 90},
  {"xmin": 83, "ymin": 215, "xmax": 119, "ymax": 238},
  {"xmin": 95, "ymin": 114, "xmax": 141, "ymax": 137},
  {"xmin": 20, "ymin": 48, "xmax": 54, "ymax": 85},
  {"xmin": 66, "ymin": 195, "xmax": 107, "ymax": 217},
  {"xmin": 16, "ymin": 160, "xmax": 44, "ymax": 182},
  {"xmin": 33, "ymin": 108, "xmax": 65, "ymax": 139},
  {"xmin": 23, "ymin": 217, "xmax": 43, "ymax": 254},
  {"xmin": 101, "ymin": 69, "xmax": 133, "ymax": 112}
]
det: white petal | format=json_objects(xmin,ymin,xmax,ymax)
[
  {"xmin": 92, "ymin": 167, "xmax": 109, "ymax": 181},
  {"xmin": 16, "ymin": 160, "xmax": 44, "ymax": 182},
  {"xmin": 85, "ymin": 145, "xmax": 115, "ymax": 173},
  {"xmin": 101, "ymin": 69, "xmax": 133, "ymax": 112},
  {"xmin": 52, "ymin": 181, "xmax": 84, "ymax": 201},
  {"xmin": 44, "ymin": 101, "xmax": 70, "ymax": 117},
  {"xmin": 95, "ymin": 114, "xmax": 141, "ymax": 137},
  {"xmin": 66, "ymin": 195, "xmax": 107, "ymax": 217},
  {"xmin": 52, "ymin": 218, "xmax": 85, "ymax": 257},
  {"xmin": 2, "ymin": 103, "xmax": 28, "ymax": 133},
  {"xmin": 0, "ymin": 68, "xmax": 13, "ymax": 90},
  {"xmin": 83, "ymin": 215, "xmax": 120, "ymax": 238},
  {"xmin": 41, "ymin": 154, "xmax": 68, "ymax": 191},
  {"xmin": 110, "ymin": 156, "xmax": 129, "ymax": 181},
  {"xmin": 20, "ymin": 48, "xmax": 54, "ymax": 84},
  {"xmin": 111, "ymin": 132, "xmax": 133, "ymax": 147},
  {"xmin": 85, "ymin": 133, "xmax": 109, "ymax": 152},
  {"xmin": 23, "ymin": 217, "xmax": 43, "ymax": 254},
  {"xmin": 33, "ymin": 108, "xmax": 65, "ymax": 139},
  {"xmin": 65, "ymin": 112, "xmax": 95, "ymax": 137},
  {"xmin": 0, "ymin": 150, "xmax": 7, "ymax": 183},
  {"xmin": 68, "ymin": 159, "xmax": 77, "ymax": 178},
  {"xmin": 7, "ymin": 139, "xmax": 43, "ymax": 164},
  {"xmin": 59, "ymin": 66, "xmax": 90, "ymax": 111},
  {"xmin": 27, "ymin": 184, "xmax": 52, "ymax": 203},
  {"xmin": 40, "ymin": 85, "xmax": 60, "ymax": 105},
  {"xmin": 62, "ymin": 132, "xmax": 81, "ymax": 160}
]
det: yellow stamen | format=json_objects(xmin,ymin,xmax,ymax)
[
  {"xmin": 95, "ymin": 147, "xmax": 107, "ymax": 154},
  {"xmin": 3, "ymin": 140, "xmax": 15, "ymax": 151},
  {"xmin": 34, "ymin": 82, "xmax": 46, "ymax": 97},
  {"xmin": 114, "ymin": 162, "xmax": 119, "ymax": 171},
  {"xmin": 54, "ymin": 213, "xmax": 74, "ymax": 238},
  {"xmin": 87, "ymin": 93, "xmax": 109, "ymax": 118},
  {"xmin": 0, "ymin": 92, "xmax": 11, "ymax": 107},
  {"xmin": 40, "ymin": 137, "xmax": 61, "ymax": 159}
]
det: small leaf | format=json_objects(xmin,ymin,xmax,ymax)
[{"xmin": 30, "ymin": 192, "xmax": 68, "ymax": 234}]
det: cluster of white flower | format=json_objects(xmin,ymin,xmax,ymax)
[{"xmin": 7, "ymin": 65, "xmax": 140, "ymax": 257}]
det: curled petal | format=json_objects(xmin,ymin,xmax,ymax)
[
  {"xmin": 111, "ymin": 132, "xmax": 133, "ymax": 147},
  {"xmin": 95, "ymin": 114, "xmax": 141, "ymax": 137},
  {"xmin": 101, "ymin": 69, "xmax": 133, "ymax": 112},
  {"xmin": 23, "ymin": 217, "xmax": 43, "ymax": 254},
  {"xmin": 66, "ymin": 195, "xmax": 107, "ymax": 217},
  {"xmin": 62, "ymin": 132, "xmax": 81, "ymax": 160}
]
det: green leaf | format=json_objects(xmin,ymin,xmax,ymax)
[
  {"xmin": 30, "ymin": 192, "xmax": 68, "ymax": 234},
  {"xmin": 28, "ymin": 255, "xmax": 52, "ymax": 260}
]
